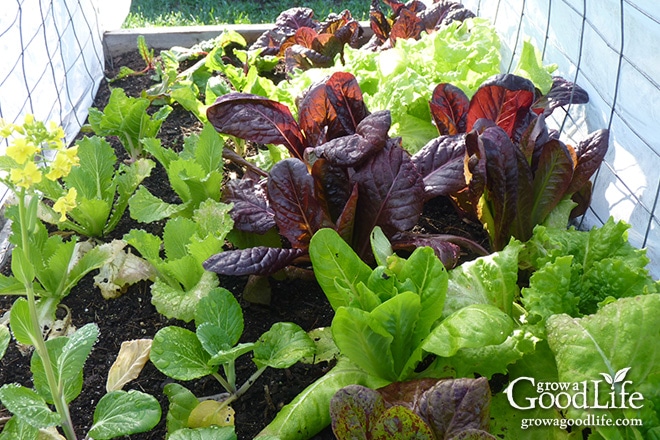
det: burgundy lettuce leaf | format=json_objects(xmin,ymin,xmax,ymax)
[
  {"xmin": 284, "ymin": 45, "xmax": 334, "ymax": 72},
  {"xmin": 518, "ymin": 113, "xmax": 551, "ymax": 166},
  {"xmin": 311, "ymin": 158, "xmax": 352, "ymax": 223},
  {"xmin": 330, "ymin": 385, "xmax": 386, "ymax": 439},
  {"xmin": 383, "ymin": 0, "xmax": 408, "ymax": 17},
  {"xmin": 369, "ymin": 0, "xmax": 391, "ymax": 45},
  {"xmin": 389, "ymin": 8, "xmax": 424, "ymax": 45},
  {"xmin": 203, "ymin": 247, "xmax": 305, "ymax": 276},
  {"xmin": 469, "ymin": 126, "xmax": 520, "ymax": 251},
  {"xmin": 390, "ymin": 232, "xmax": 462, "ymax": 269},
  {"xmin": 335, "ymin": 183, "xmax": 359, "ymax": 245},
  {"xmin": 250, "ymin": 7, "xmax": 317, "ymax": 55},
  {"xmin": 467, "ymin": 74, "xmax": 536, "ymax": 139},
  {"xmin": 206, "ymin": 93, "xmax": 306, "ymax": 159},
  {"xmin": 411, "ymin": 134, "xmax": 467, "ymax": 199},
  {"xmin": 430, "ymin": 83, "xmax": 470, "ymax": 136},
  {"xmin": 533, "ymin": 76, "xmax": 590, "ymax": 116},
  {"xmin": 570, "ymin": 180, "xmax": 593, "ymax": 218},
  {"xmin": 313, "ymin": 110, "xmax": 391, "ymax": 168},
  {"xmin": 510, "ymin": 147, "xmax": 534, "ymax": 243},
  {"xmin": 267, "ymin": 158, "xmax": 333, "ymax": 248},
  {"xmin": 566, "ymin": 128, "xmax": 609, "ymax": 195},
  {"xmin": 420, "ymin": 377, "xmax": 491, "ymax": 438},
  {"xmin": 350, "ymin": 140, "xmax": 425, "ymax": 257},
  {"xmin": 222, "ymin": 178, "xmax": 275, "ymax": 234},
  {"xmin": 298, "ymin": 72, "xmax": 368, "ymax": 146},
  {"xmin": 419, "ymin": 1, "xmax": 475, "ymax": 33},
  {"xmin": 530, "ymin": 139, "xmax": 574, "ymax": 226}
]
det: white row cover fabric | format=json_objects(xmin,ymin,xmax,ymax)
[{"xmin": 461, "ymin": 0, "xmax": 660, "ymax": 277}]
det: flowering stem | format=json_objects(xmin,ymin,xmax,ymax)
[{"xmin": 17, "ymin": 190, "xmax": 77, "ymax": 440}]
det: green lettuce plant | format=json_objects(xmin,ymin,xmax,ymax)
[
  {"xmin": 87, "ymin": 87, "xmax": 172, "ymax": 161},
  {"xmin": 124, "ymin": 198, "xmax": 233, "ymax": 322},
  {"xmin": 37, "ymin": 135, "xmax": 154, "ymax": 238},
  {"xmin": 150, "ymin": 287, "xmax": 315, "ymax": 437},
  {"xmin": 0, "ymin": 116, "xmax": 160, "ymax": 440},
  {"xmin": 128, "ymin": 123, "xmax": 226, "ymax": 223}
]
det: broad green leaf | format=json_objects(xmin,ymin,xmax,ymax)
[
  {"xmin": 0, "ymin": 416, "xmax": 39, "ymax": 440},
  {"xmin": 150, "ymin": 326, "xmax": 215, "ymax": 380},
  {"xmin": 128, "ymin": 186, "xmax": 186, "ymax": 223},
  {"xmin": 192, "ymin": 199, "xmax": 234, "ymax": 240},
  {"xmin": 301, "ymin": 327, "xmax": 339, "ymax": 364},
  {"xmin": 159, "ymin": 255, "xmax": 204, "ymax": 292},
  {"xmin": 62, "ymin": 241, "xmax": 115, "ymax": 297},
  {"xmin": 256, "ymin": 358, "xmax": 389, "ymax": 439},
  {"xmin": 35, "ymin": 238, "xmax": 76, "ymax": 295},
  {"xmin": 123, "ymin": 228, "xmax": 162, "ymax": 262},
  {"xmin": 65, "ymin": 135, "xmax": 116, "ymax": 201},
  {"xmin": 11, "ymin": 247, "xmax": 34, "ymax": 287},
  {"xmin": 31, "ymin": 337, "xmax": 83, "ymax": 404},
  {"xmin": 150, "ymin": 271, "xmax": 220, "ymax": 322},
  {"xmin": 106, "ymin": 339, "xmax": 153, "ymax": 392},
  {"xmin": 9, "ymin": 298, "xmax": 37, "ymax": 346},
  {"xmin": 398, "ymin": 246, "xmax": 448, "ymax": 337},
  {"xmin": 108, "ymin": 157, "xmax": 155, "ymax": 234},
  {"xmin": 513, "ymin": 40, "xmax": 556, "ymax": 95},
  {"xmin": 332, "ymin": 307, "xmax": 397, "ymax": 381},
  {"xmin": 167, "ymin": 158, "xmax": 207, "ymax": 203},
  {"xmin": 422, "ymin": 304, "xmax": 514, "ymax": 358},
  {"xmin": 195, "ymin": 288, "xmax": 243, "ymax": 346},
  {"xmin": 187, "ymin": 400, "xmax": 234, "ymax": 428},
  {"xmin": 547, "ymin": 295, "xmax": 660, "ymax": 431},
  {"xmin": 69, "ymin": 198, "xmax": 111, "ymax": 237},
  {"xmin": 370, "ymin": 226, "xmax": 393, "ymax": 267},
  {"xmin": 164, "ymin": 383, "xmax": 200, "ymax": 434},
  {"xmin": 164, "ymin": 217, "xmax": 198, "ymax": 260},
  {"xmin": 169, "ymin": 426, "xmax": 237, "ymax": 440},
  {"xmin": 521, "ymin": 255, "xmax": 578, "ymax": 336},
  {"xmin": 253, "ymin": 322, "xmax": 316, "ymax": 369},
  {"xmin": 207, "ymin": 342, "xmax": 255, "ymax": 367},
  {"xmin": 89, "ymin": 390, "xmax": 161, "ymax": 439},
  {"xmin": 369, "ymin": 292, "xmax": 421, "ymax": 380},
  {"xmin": 444, "ymin": 240, "xmax": 522, "ymax": 318},
  {"xmin": 310, "ymin": 228, "xmax": 372, "ymax": 311},
  {"xmin": 57, "ymin": 323, "xmax": 98, "ymax": 389},
  {"xmin": 195, "ymin": 123, "xmax": 225, "ymax": 174},
  {"xmin": 141, "ymin": 137, "xmax": 179, "ymax": 169},
  {"xmin": 0, "ymin": 324, "xmax": 9, "ymax": 359},
  {"xmin": 0, "ymin": 384, "xmax": 59, "ymax": 428}
]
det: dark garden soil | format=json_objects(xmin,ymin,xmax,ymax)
[{"xmin": 0, "ymin": 50, "xmax": 490, "ymax": 439}]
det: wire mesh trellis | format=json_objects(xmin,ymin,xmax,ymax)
[
  {"xmin": 0, "ymin": 0, "xmax": 105, "ymax": 202},
  {"xmin": 462, "ymin": 0, "xmax": 660, "ymax": 277}
]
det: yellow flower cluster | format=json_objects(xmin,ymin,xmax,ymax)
[{"xmin": 1, "ymin": 114, "xmax": 80, "ymax": 221}]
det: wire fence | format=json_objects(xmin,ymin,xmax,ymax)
[
  {"xmin": 462, "ymin": 0, "xmax": 660, "ymax": 277},
  {"xmin": 0, "ymin": 0, "xmax": 105, "ymax": 202}
]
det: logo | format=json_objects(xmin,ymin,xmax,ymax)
[{"xmin": 505, "ymin": 367, "xmax": 644, "ymax": 411}]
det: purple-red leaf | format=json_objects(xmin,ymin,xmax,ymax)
[
  {"xmin": 412, "ymin": 134, "xmax": 467, "ymax": 199},
  {"xmin": 335, "ymin": 183, "xmax": 359, "ymax": 245},
  {"xmin": 566, "ymin": 129, "xmax": 609, "ymax": 195},
  {"xmin": 313, "ymin": 110, "xmax": 391, "ymax": 168},
  {"xmin": 311, "ymin": 158, "xmax": 351, "ymax": 222},
  {"xmin": 531, "ymin": 140, "xmax": 574, "ymax": 226},
  {"xmin": 430, "ymin": 83, "xmax": 470, "ymax": 136},
  {"xmin": 325, "ymin": 72, "xmax": 369, "ymax": 137},
  {"xmin": 222, "ymin": 178, "xmax": 275, "ymax": 234},
  {"xmin": 369, "ymin": 0, "xmax": 391, "ymax": 44},
  {"xmin": 284, "ymin": 45, "xmax": 334, "ymax": 72},
  {"xmin": 467, "ymin": 74, "xmax": 536, "ymax": 139},
  {"xmin": 391, "ymin": 232, "xmax": 462, "ymax": 269},
  {"xmin": 351, "ymin": 141, "xmax": 425, "ymax": 256},
  {"xmin": 330, "ymin": 385, "xmax": 386, "ymax": 439},
  {"xmin": 419, "ymin": 1, "xmax": 475, "ymax": 33},
  {"xmin": 267, "ymin": 158, "xmax": 331, "ymax": 248},
  {"xmin": 389, "ymin": 8, "xmax": 423, "ymax": 45},
  {"xmin": 203, "ymin": 247, "xmax": 305, "ymax": 276},
  {"xmin": 533, "ymin": 76, "xmax": 590, "ymax": 116},
  {"xmin": 206, "ymin": 93, "xmax": 306, "ymax": 159}
]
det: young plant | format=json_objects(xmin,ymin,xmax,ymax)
[
  {"xmin": 256, "ymin": 227, "xmax": 514, "ymax": 439},
  {"xmin": 36, "ymin": 135, "xmax": 154, "ymax": 238},
  {"xmin": 0, "ymin": 116, "xmax": 160, "ymax": 440},
  {"xmin": 203, "ymin": 71, "xmax": 486, "ymax": 279},
  {"xmin": 150, "ymin": 287, "xmax": 315, "ymax": 437},
  {"xmin": 123, "ymin": 198, "xmax": 234, "ymax": 322},
  {"xmin": 128, "ymin": 123, "xmax": 226, "ymax": 223},
  {"xmin": 87, "ymin": 87, "xmax": 172, "ymax": 161},
  {"xmin": 413, "ymin": 73, "xmax": 607, "ymax": 250},
  {"xmin": 330, "ymin": 378, "xmax": 495, "ymax": 439},
  {"xmin": 109, "ymin": 35, "xmax": 156, "ymax": 82}
]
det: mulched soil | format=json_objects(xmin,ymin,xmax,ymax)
[{"xmin": 0, "ymin": 50, "xmax": 489, "ymax": 439}]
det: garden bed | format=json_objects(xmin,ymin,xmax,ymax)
[{"xmin": 0, "ymin": 49, "xmax": 489, "ymax": 439}]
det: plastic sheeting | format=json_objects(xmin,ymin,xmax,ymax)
[{"xmin": 461, "ymin": 0, "xmax": 660, "ymax": 277}]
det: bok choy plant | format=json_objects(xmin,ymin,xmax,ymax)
[{"xmin": 0, "ymin": 116, "xmax": 160, "ymax": 439}]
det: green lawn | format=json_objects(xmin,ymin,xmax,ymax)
[{"xmin": 123, "ymin": 0, "xmax": 371, "ymax": 27}]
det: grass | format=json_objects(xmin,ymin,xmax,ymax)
[{"xmin": 123, "ymin": 0, "xmax": 371, "ymax": 27}]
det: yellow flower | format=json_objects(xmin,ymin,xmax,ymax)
[
  {"xmin": 53, "ymin": 188, "xmax": 78, "ymax": 222},
  {"xmin": 10, "ymin": 162, "xmax": 42, "ymax": 189},
  {"xmin": 45, "ymin": 146, "xmax": 79, "ymax": 180},
  {"xmin": 0, "ymin": 119, "xmax": 16, "ymax": 138},
  {"xmin": 6, "ymin": 137, "xmax": 39, "ymax": 164},
  {"xmin": 48, "ymin": 121, "xmax": 66, "ymax": 140}
]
